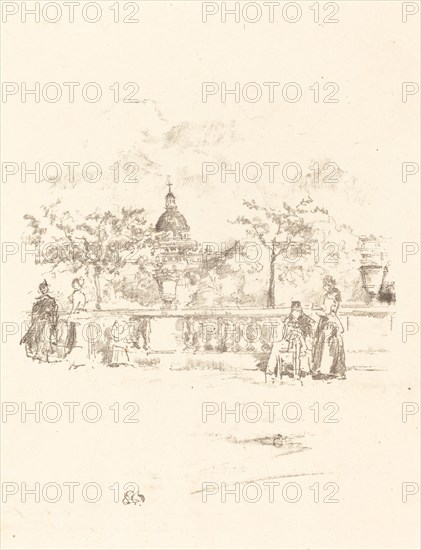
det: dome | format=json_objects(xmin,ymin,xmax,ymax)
[
  {"xmin": 155, "ymin": 179, "xmax": 191, "ymax": 238},
  {"xmin": 155, "ymin": 209, "xmax": 190, "ymax": 235}
]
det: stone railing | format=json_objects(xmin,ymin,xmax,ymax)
[{"xmin": 49, "ymin": 305, "xmax": 394, "ymax": 363}]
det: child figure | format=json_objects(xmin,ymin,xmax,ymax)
[{"xmin": 109, "ymin": 321, "xmax": 130, "ymax": 367}]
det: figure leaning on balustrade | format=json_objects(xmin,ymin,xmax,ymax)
[
  {"xmin": 20, "ymin": 280, "xmax": 59, "ymax": 362},
  {"xmin": 70, "ymin": 277, "xmax": 86, "ymax": 314},
  {"xmin": 312, "ymin": 275, "xmax": 346, "ymax": 380},
  {"xmin": 63, "ymin": 277, "xmax": 87, "ymax": 354},
  {"xmin": 265, "ymin": 301, "xmax": 314, "ymax": 383},
  {"xmin": 63, "ymin": 277, "xmax": 88, "ymax": 361}
]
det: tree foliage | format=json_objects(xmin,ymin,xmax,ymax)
[{"xmin": 23, "ymin": 201, "xmax": 155, "ymax": 308}]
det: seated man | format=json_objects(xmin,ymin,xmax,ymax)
[
  {"xmin": 266, "ymin": 301, "xmax": 314, "ymax": 382},
  {"xmin": 282, "ymin": 301, "xmax": 312, "ymax": 351}
]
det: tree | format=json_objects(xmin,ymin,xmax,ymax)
[
  {"xmin": 231, "ymin": 197, "xmax": 359, "ymax": 308},
  {"xmin": 23, "ymin": 201, "xmax": 155, "ymax": 309}
]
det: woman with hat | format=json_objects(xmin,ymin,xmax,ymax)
[
  {"xmin": 21, "ymin": 280, "xmax": 58, "ymax": 362},
  {"xmin": 312, "ymin": 275, "xmax": 346, "ymax": 379}
]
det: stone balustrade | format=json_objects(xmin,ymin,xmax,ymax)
[{"xmin": 49, "ymin": 305, "xmax": 394, "ymax": 364}]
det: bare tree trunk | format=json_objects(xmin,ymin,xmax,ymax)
[
  {"xmin": 267, "ymin": 256, "xmax": 276, "ymax": 308},
  {"xmin": 93, "ymin": 267, "xmax": 102, "ymax": 310}
]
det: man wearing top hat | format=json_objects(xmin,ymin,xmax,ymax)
[
  {"xmin": 282, "ymin": 301, "xmax": 314, "ymax": 350},
  {"xmin": 266, "ymin": 300, "xmax": 314, "ymax": 382}
]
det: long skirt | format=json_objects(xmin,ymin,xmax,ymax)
[
  {"xmin": 312, "ymin": 316, "xmax": 346, "ymax": 378},
  {"xmin": 21, "ymin": 319, "xmax": 55, "ymax": 360}
]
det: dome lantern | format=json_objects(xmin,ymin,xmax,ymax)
[{"xmin": 165, "ymin": 176, "xmax": 176, "ymax": 210}]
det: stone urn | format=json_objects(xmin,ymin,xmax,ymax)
[
  {"xmin": 359, "ymin": 264, "xmax": 384, "ymax": 298},
  {"xmin": 154, "ymin": 267, "xmax": 180, "ymax": 309}
]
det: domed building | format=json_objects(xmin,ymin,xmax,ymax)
[
  {"xmin": 151, "ymin": 179, "xmax": 240, "ymax": 308},
  {"xmin": 154, "ymin": 178, "xmax": 197, "ymax": 264},
  {"xmin": 155, "ymin": 183, "xmax": 190, "ymax": 240}
]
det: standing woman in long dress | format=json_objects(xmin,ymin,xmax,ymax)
[
  {"xmin": 312, "ymin": 275, "xmax": 346, "ymax": 379},
  {"xmin": 21, "ymin": 280, "xmax": 58, "ymax": 362}
]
